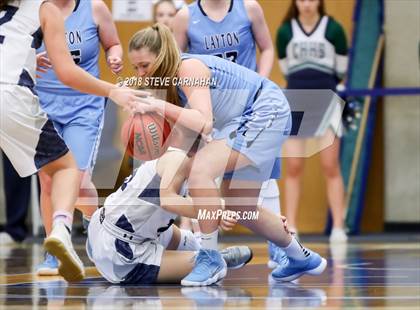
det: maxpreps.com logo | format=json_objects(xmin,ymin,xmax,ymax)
[{"xmin": 197, "ymin": 209, "xmax": 259, "ymax": 221}]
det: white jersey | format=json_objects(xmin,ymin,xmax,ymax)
[
  {"xmin": 287, "ymin": 17, "xmax": 335, "ymax": 76},
  {"xmin": 0, "ymin": 0, "xmax": 45, "ymax": 87},
  {"xmin": 277, "ymin": 16, "xmax": 348, "ymax": 79},
  {"xmin": 103, "ymin": 150, "xmax": 187, "ymax": 242}
]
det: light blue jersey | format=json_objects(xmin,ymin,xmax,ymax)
[
  {"xmin": 187, "ymin": 0, "xmax": 257, "ymax": 71},
  {"xmin": 35, "ymin": 0, "xmax": 105, "ymax": 171},
  {"xmin": 36, "ymin": 0, "xmax": 100, "ymax": 96},
  {"xmin": 186, "ymin": 1, "xmax": 281, "ymax": 180},
  {"xmin": 178, "ymin": 54, "xmax": 291, "ymax": 181},
  {"xmin": 179, "ymin": 53, "xmax": 263, "ymax": 130}
]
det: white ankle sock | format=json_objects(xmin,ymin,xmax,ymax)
[
  {"xmin": 178, "ymin": 229, "xmax": 201, "ymax": 251},
  {"xmin": 52, "ymin": 211, "xmax": 73, "ymax": 232},
  {"xmin": 282, "ymin": 237, "xmax": 311, "ymax": 261},
  {"xmin": 201, "ymin": 230, "xmax": 218, "ymax": 250}
]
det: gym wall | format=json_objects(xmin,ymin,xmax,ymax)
[{"xmin": 383, "ymin": 0, "xmax": 420, "ymax": 224}]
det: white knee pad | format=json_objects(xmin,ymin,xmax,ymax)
[
  {"xmin": 261, "ymin": 196, "xmax": 281, "ymax": 216},
  {"xmin": 157, "ymin": 225, "xmax": 174, "ymax": 249},
  {"xmin": 260, "ymin": 179, "xmax": 280, "ymax": 198},
  {"xmin": 177, "ymin": 229, "xmax": 201, "ymax": 251},
  {"xmin": 259, "ymin": 179, "xmax": 281, "ymax": 216}
]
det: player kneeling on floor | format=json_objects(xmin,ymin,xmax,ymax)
[{"xmin": 86, "ymin": 132, "xmax": 252, "ymax": 286}]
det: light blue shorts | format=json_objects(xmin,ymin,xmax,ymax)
[
  {"xmin": 38, "ymin": 91, "xmax": 105, "ymax": 172},
  {"xmin": 214, "ymin": 81, "xmax": 291, "ymax": 181}
]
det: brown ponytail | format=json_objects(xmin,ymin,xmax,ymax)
[{"xmin": 129, "ymin": 23, "xmax": 181, "ymax": 106}]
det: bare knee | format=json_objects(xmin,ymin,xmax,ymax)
[
  {"xmin": 286, "ymin": 158, "xmax": 304, "ymax": 178},
  {"xmin": 188, "ymin": 159, "xmax": 217, "ymax": 189},
  {"xmin": 321, "ymin": 160, "xmax": 341, "ymax": 179}
]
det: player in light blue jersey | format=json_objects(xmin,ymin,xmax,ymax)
[
  {"xmin": 35, "ymin": 0, "xmax": 123, "ymax": 276},
  {"xmin": 174, "ymin": 0, "xmax": 273, "ymax": 76},
  {"xmin": 173, "ymin": 0, "xmax": 285, "ymax": 268},
  {"xmin": 127, "ymin": 24, "xmax": 327, "ymax": 285}
]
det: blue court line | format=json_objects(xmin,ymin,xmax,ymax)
[
  {"xmin": 340, "ymin": 87, "xmax": 420, "ymax": 97},
  {"xmin": 340, "ymin": 266, "xmax": 420, "ymax": 271},
  {"xmin": 343, "ymin": 275, "xmax": 409, "ymax": 278}
]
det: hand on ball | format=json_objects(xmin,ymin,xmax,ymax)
[{"xmin": 133, "ymin": 95, "xmax": 164, "ymax": 115}]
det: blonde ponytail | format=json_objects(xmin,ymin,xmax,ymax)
[{"xmin": 129, "ymin": 23, "xmax": 181, "ymax": 106}]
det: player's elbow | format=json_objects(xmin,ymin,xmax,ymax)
[{"xmin": 202, "ymin": 120, "xmax": 213, "ymax": 136}]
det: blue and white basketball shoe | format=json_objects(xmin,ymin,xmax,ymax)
[
  {"xmin": 271, "ymin": 249, "xmax": 327, "ymax": 282},
  {"xmin": 267, "ymin": 241, "xmax": 287, "ymax": 269},
  {"xmin": 181, "ymin": 249, "xmax": 227, "ymax": 286}
]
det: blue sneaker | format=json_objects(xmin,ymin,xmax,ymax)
[
  {"xmin": 36, "ymin": 252, "xmax": 59, "ymax": 276},
  {"xmin": 267, "ymin": 242, "xmax": 287, "ymax": 269},
  {"xmin": 181, "ymin": 249, "xmax": 227, "ymax": 286},
  {"xmin": 271, "ymin": 250, "xmax": 327, "ymax": 282}
]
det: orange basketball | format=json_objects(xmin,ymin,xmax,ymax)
[{"xmin": 121, "ymin": 113, "xmax": 171, "ymax": 161}]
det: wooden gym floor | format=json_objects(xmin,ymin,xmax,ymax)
[{"xmin": 0, "ymin": 235, "xmax": 419, "ymax": 309}]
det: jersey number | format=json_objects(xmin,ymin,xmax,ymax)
[
  {"xmin": 0, "ymin": 6, "xmax": 18, "ymax": 45},
  {"xmin": 214, "ymin": 51, "xmax": 238, "ymax": 63},
  {"xmin": 70, "ymin": 49, "xmax": 81, "ymax": 65}
]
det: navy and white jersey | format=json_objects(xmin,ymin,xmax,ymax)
[
  {"xmin": 276, "ymin": 16, "xmax": 348, "ymax": 90},
  {"xmin": 103, "ymin": 149, "xmax": 188, "ymax": 241},
  {"xmin": 0, "ymin": 0, "xmax": 45, "ymax": 89},
  {"xmin": 187, "ymin": 0, "xmax": 257, "ymax": 71},
  {"xmin": 36, "ymin": 0, "xmax": 100, "ymax": 95}
]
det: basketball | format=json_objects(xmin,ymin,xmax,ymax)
[{"xmin": 121, "ymin": 113, "xmax": 171, "ymax": 161}]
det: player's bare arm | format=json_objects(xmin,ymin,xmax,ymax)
[
  {"xmin": 40, "ymin": 2, "xmax": 145, "ymax": 109},
  {"xmin": 137, "ymin": 59, "xmax": 213, "ymax": 136},
  {"xmin": 172, "ymin": 6, "xmax": 189, "ymax": 52},
  {"xmin": 93, "ymin": 0, "xmax": 123, "ymax": 74},
  {"xmin": 245, "ymin": 0, "xmax": 274, "ymax": 77},
  {"xmin": 158, "ymin": 151, "xmax": 197, "ymax": 218}
]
